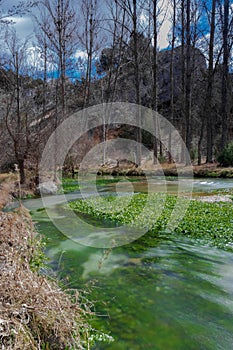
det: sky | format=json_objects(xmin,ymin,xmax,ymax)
[
  {"xmin": 9, "ymin": 16, "xmax": 171, "ymax": 49},
  {"xmin": 7, "ymin": 15, "xmax": 34, "ymax": 39},
  {"xmin": 0, "ymin": 0, "xmax": 172, "ymax": 81},
  {"xmin": 1, "ymin": 0, "xmax": 172, "ymax": 50}
]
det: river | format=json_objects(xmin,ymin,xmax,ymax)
[{"xmin": 24, "ymin": 177, "xmax": 233, "ymax": 349}]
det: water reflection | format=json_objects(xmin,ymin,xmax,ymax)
[{"xmin": 34, "ymin": 212, "xmax": 233, "ymax": 350}]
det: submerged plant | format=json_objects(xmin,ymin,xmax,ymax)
[{"xmin": 69, "ymin": 193, "xmax": 233, "ymax": 251}]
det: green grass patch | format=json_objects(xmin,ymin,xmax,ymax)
[
  {"xmin": 60, "ymin": 178, "xmax": 80, "ymax": 194},
  {"xmin": 61, "ymin": 176, "xmax": 145, "ymax": 194},
  {"xmin": 69, "ymin": 193, "xmax": 233, "ymax": 251}
]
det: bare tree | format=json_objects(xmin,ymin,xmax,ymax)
[
  {"xmin": 168, "ymin": 0, "xmax": 177, "ymax": 164},
  {"xmin": 115, "ymin": 0, "xmax": 145, "ymax": 165},
  {"xmin": 78, "ymin": 0, "xmax": 103, "ymax": 108},
  {"xmin": 100, "ymin": 0, "xmax": 128, "ymax": 103},
  {"xmin": 97, "ymin": 0, "xmax": 128, "ymax": 163},
  {"xmin": 152, "ymin": 0, "xmax": 158, "ymax": 164},
  {"xmin": 204, "ymin": 0, "xmax": 216, "ymax": 163},
  {"xmin": 2, "ymin": 29, "xmax": 33, "ymax": 183},
  {"xmin": 221, "ymin": 0, "xmax": 230, "ymax": 148},
  {"xmin": 35, "ymin": 0, "xmax": 78, "ymax": 118},
  {"xmin": 183, "ymin": 0, "xmax": 192, "ymax": 163}
]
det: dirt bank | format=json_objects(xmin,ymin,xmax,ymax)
[
  {"xmin": 155, "ymin": 163, "xmax": 233, "ymax": 178},
  {"xmin": 95, "ymin": 161, "xmax": 233, "ymax": 178},
  {"xmin": 0, "ymin": 181, "xmax": 91, "ymax": 349},
  {"xmin": 0, "ymin": 174, "xmax": 17, "ymax": 210},
  {"xmin": 193, "ymin": 164, "xmax": 233, "ymax": 178}
]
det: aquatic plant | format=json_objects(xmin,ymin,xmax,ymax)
[{"xmin": 69, "ymin": 194, "xmax": 233, "ymax": 250}]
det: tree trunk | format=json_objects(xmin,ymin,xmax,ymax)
[
  {"xmin": 58, "ymin": 0, "xmax": 66, "ymax": 118},
  {"xmin": 169, "ymin": 0, "xmax": 176, "ymax": 164},
  {"xmin": 206, "ymin": 0, "xmax": 216, "ymax": 163},
  {"xmin": 133, "ymin": 0, "xmax": 141, "ymax": 165},
  {"xmin": 180, "ymin": 0, "xmax": 186, "ymax": 163},
  {"xmin": 221, "ymin": 0, "xmax": 229, "ymax": 149},
  {"xmin": 18, "ymin": 158, "xmax": 25, "ymax": 185},
  {"xmin": 185, "ymin": 0, "xmax": 192, "ymax": 164},
  {"xmin": 198, "ymin": 118, "xmax": 205, "ymax": 165},
  {"xmin": 152, "ymin": 0, "xmax": 158, "ymax": 164},
  {"xmin": 83, "ymin": 0, "xmax": 94, "ymax": 109}
]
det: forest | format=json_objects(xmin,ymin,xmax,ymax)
[{"xmin": 0, "ymin": 0, "xmax": 232, "ymax": 184}]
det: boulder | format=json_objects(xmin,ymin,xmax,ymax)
[
  {"xmin": 101, "ymin": 159, "xmax": 118, "ymax": 169},
  {"xmin": 98, "ymin": 159, "xmax": 143, "ymax": 176},
  {"xmin": 37, "ymin": 181, "xmax": 58, "ymax": 195}
]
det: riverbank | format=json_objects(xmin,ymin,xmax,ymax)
[
  {"xmin": 162, "ymin": 163, "xmax": 233, "ymax": 178},
  {"xmin": 193, "ymin": 164, "xmax": 233, "ymax": 178},
  {"xmin": 96, "ymin": 162, "xmax": 233, "ymax": 178},
  {"xmin": 0, "ymin": 180, "xmax": 94, "ymax": 349},
  {"xmin": 0, "ymin": 173, "xmax": 17, "ymax": 209}
]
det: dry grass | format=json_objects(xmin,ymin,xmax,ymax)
[
  {"xmin": 0, "ymin": 172, "xmax": 36, "ymax": 210},
  {"xmin": 0, "ymin": 173, "xmax": 17, "ymax": 184},
  {"xmin": 0, "ymin": 208, "xmax": 91, "ymax": 349},
  {"xmin": 0, "ymin": 182, "xmax": 15, "ymax": 211}
]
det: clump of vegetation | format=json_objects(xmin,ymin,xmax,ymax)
[
  {"xmin": 61, "ymin": 176, "xmax": 145, "ymax": 194},
  {"xmin": 69, "ymin": 193, "xmax": 233, "ymax": 250},
  {"xmin": 0, "ymin": 208, "xmax": 94, "ymax": 349},
  {"xmin": 61, "ymin": 177, "xmax": 80, "ymax": 194},
  {"xmin": 217, "ymin": 142, "xmax": 233, "ymax": 167},
  {"xmin": 190, "ymin": 148, "xmax": 198, "ymax": 162}
]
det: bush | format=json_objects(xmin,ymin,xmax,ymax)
[
  {"xmin": 0, "ymin": 161, "xmax": 16, "ymax": 173},
  {"xmin": 190, "ymin": 148, "xmax": 197, "ymax": 162},
  {"xmin": 217, "ymin": 142, "xmax": 233, "ymax": 167}
]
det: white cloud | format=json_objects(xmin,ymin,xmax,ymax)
[
  {"xmin": 158, "ymin": 0, "xmax": 172, "ymax": 49},
  {"xmin": 25, "ymin": 46, "xmax": 56, "ymax": 73},
  {"xmin": 74, "ymin": 50, "xmax": 88, "ymax": 60},
  {"xmin": 138, "ymin": 0, "xmax": 172, "ymax": 49},
  {"xmin": 4, "ymin": 15, "xmax": 34, "ymax": 40},
  {"xmin": 159, "ymin": 19, "xmax": 171, "ymax": 49}
]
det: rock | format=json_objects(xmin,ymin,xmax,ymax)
[
  {"xmin": 37, "ymin": 181, "xmax": 58, "ymax": 195},
  {"xmin": 101, "ymin": 159, "xmax": 118, "ymax": 168},
  {"xmin": 98, "ymin": 159, "xmax": 143, "ymax": 176},
  {"xmin": 117, "ymin": 159, "xmax": 138, "ymax": 169},
  {"xmin": 194, "ymin": 195, "xmax": 232, "ymax": 203}
]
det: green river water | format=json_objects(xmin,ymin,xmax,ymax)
[{"xmin": 25, "ymin": 178, "xmax": 233, "ymax": 350}]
